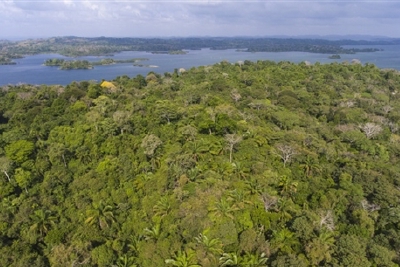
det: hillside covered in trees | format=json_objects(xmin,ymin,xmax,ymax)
[
  {"xmin": 0, "ymin": 36, "xmax": 383, "ymax": 60},
  {"xmin": 1, "ymin": 60, "xmax": 400, "ymax": 266}
]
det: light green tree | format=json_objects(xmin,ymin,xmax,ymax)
[
  {"xmin": 5, "ymin": 140, "xmax": 35, "ymax": 164},
  {"xmin": 0, "ymin": 156, "xmax": 12, "ymax": 182},
  {"xmin": 14, "ymin": 167, "xmax": 33, "ymax": 193}
]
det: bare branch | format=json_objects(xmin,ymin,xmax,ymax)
[
  {"xmin": 382, "ymin": 105, "xmax": 393, "ymax": 115},
  {"xmin": 361, "ymin": 199, "xmax": 381, "ymax": 212},
  {"xmin": 319, "ymin": 210, "xmax": 335, "ymax": 231},
  {"xmin": 225, "ymin": 134, "xmax": 242, "ymax": 163},
  {"xmin": 359, "ymin": 122, "xmax": 382, "ymax": 139},
  {"xmin": 274, "ymin": 144, "xmax": 297, "ymax": 167},
  {"xmin": 260, "ymin": 194, "xmax": 278, "ymax": 212},
  {"xmin": 230, "ymin": 89, "xmax": 242, "ymax": 103}
]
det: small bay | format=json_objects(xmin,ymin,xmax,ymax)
[{"xmin": 1, "ymin": 45, "xmax": 400, "ymax": 86}]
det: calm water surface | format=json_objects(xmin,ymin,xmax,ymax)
[{"xmin": 1, "ymin": 46, "xmax": 400, "ymax": 86}]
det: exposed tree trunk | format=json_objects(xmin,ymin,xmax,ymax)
[
  {"xmin": 3, "ymin": 171, "xmax": 10, "ymax": 182},
  {"xmin": 62, "ymin": 154, "xmax": 67, "ymax": 167},
  {"xmin": 229, "ymin": 144, "xmax": 234, "ymax": 163},
  {"xmin": 225, "ymin": 134, "xmax": 243, "ymax": 163}
]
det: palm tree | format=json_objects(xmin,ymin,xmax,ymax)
[
  {"xmin": 299, "ymin": 156, "xmax": 321, "ymax": 177},
  {"xmin": 143, "ymin": 223, "xmax": 161, "ymax": 241},
  {"xmin": 153, "ymin": 196, "xmax": 171, "ymax": 217},
  {"xmin": 165, "ymin": 251, "xmax": 201, "ymax": 267},
  {"xmin": 305, "ymin": 231, "xmax": 335, "ymax": 265},
  {"xmin": 195, "ymin": 233, "xmax": 223, "ymax": 266},
  {"xmin": 127, "ymin": 234, "xmax": 140, "ymax": 255},
  {"xmin": 115, "ymin": 254, "xmax": 138, "ymax": 267},
  {"xmin": 227, "ymin": 189, "xmax": 252, "ymax": 210},
  {"xmin": 184, "ymin": 139, "xmax": 209, "ymax": 162},
  {"xmin": 241, "ymin": 252, "xmax": 268, "ymax": 267},
  {"xmin": 133, "ymin": 172, "xmax": 153, "ymax": 193},
  {"xmin": 186, "ymin": 167, "xmax": 202, "ymax": 182},
  {"xmin": 245, "ymin": 178, "xmax": 264, "ymax": 196},
  {"xmin": 219, "ymin": 252, "xmax": 239, "ymax": 266},
  {"xmin": 195, "ymin": 233, "xmax": 224, "ymax": 255},
  {"xmin": 270, "ymin": 228, "xmax": 300, "ymax": 254},
  {"xmin": 209, "ymin": 198, "xmax": 239, "ymax": 220},
  {"xmin": 278, "ymin": 175, "xmax": 298, "ymax": 197},
  {"xmin": 276, "ymin": 198, "xmax": 297, "ymax": 225},
  {"xmin": 85, "ymin": 201, "xmax": 116, "ymax": 230},
  {"xmin": 220, "ymin": 252, "xmax": 268, "ymax": 267},
  {"xmin": 30, "ymin": 209, "xmax": 57, "ymax": 237},
  {"xmin": 232, "ymin": 161, "xmax": 249, "ymax": 180}
]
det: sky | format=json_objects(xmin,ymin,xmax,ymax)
[{"xmin": 1, "ymin": 0, "xmax": 400, "ymax": 39}]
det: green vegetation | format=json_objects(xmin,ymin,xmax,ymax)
[
  {"xmin": 1, "ymin": 60, "xmax": 400, "ymax": 266},
  {"xmin": 44, "ymin": 58, "xmax": 149, "ymax": 70},
  {"xmin": 0, "ymin": 55, "xmax": 18, "ymax": 65},
  {"xmin": 151, "ymin": 50, "xmax": 188, "ymax": 55},
  {"xmin": 60, "ymin": 60, "xmax": 93, "ymax": 70},
  {"xmin": 91, "ymin": 58, "xmax": 149, "ymax": 65},
  {"xmin": 43, "ymin": 58, "xmax": 66, "ymax": 66},
  {"xmin": 0, "ymin": 36, "xmax": 385, "ymax": 59},
  {"xmin": 44, "ymin": 59, "xmax": 92, "ymax": 69},
  {"xmin": 133, "ymin": 63, "xmax": 159, "ymax": 68},
  {"xmin": 328, "ymin": 54, "xmax": 341, "ymax": 59}
]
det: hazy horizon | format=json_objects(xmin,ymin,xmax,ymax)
[{"xmin": 1, "ymin": 34, "xmax": 398, "ymax": 42}]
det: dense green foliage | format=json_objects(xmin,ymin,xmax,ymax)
[
  {"xmin": 59, "ymin": 60, "xmax": 93, "ymax": 70},
  {"xmin": 44, "ymin": 58, "xmax": 149, "ymax": 70},
  {"xmin": 43, "ymin": 58, "xmax": 66, "ymax": 66},
  {"xmin": 1, "ymin": 60, "xmax": 400, "ymax": 266},
  {"xmin": 0, "ymin": 55, "xmax": 18, "ymax": 65},
  {"xmin": 328, "ymin": 55, "xmax": 341, "ymax": 59},
  {"xmin": 91, "ymin": 58, "xmax": 149, "ymax": 65},
  {"xmin": 151, "ymin": 51, "xmax": 188, "ymax": 55},
  {"xmin": 0, "ymin": 36, "xmax": 386, "ymax": 59}
]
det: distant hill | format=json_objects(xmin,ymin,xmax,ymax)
[{"xmin": 0, "ymin": 36, "xmax": 387, "ymax": 59}]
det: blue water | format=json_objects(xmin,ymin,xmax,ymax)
[{"xmin": 1, "ymin": 46, "xmax": 400, "ymax": 86}]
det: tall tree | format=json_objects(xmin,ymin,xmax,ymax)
[{"xmin": 225, "ymin": 134, "xmax": 242, "ymax": 163}]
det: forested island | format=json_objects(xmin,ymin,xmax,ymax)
[
  {"xmin": 0, "ymin": 55, "xmax": 20, "ymax": 65},
  {"xmin": 0, "ymin": 36, "xmax": 388, "ymax": 60},
  {"xmin": 132, "ymin": 63, "xmax": 159, "ymax": 68},
  {"xmin": 44, "ymin": 58, "xmax": 149, "ymax": 70},
  {"xmin": 1, "ymin": 60, "xmax": 400, "ymax": 266},
  {"xmin": 44, "ymin": 59, "xmax": 93, "ymax": 70},
  {"xmin": 151, "ymin": 50, "xmax": 188, "ymax": 55},
  {"xmin": 328, "ymin": 54, "xmax": 341, "ymax": 59},
  {"xmin": 0, "ymin": 59, "xmax": 16, "ymax": 65}
]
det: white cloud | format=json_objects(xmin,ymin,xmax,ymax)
[{"xmin": 0, "ymin": 0, "xmax": 400, "ymax": 38}]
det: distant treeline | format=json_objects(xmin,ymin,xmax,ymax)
[
  {"xmin": 150, "ymin": 50, "xmax": 188, "ymax": 55},
  {"xmin": 0, "ymin": 36, "xmax": 394, "ymax": 58},
  {"xmin": 44, "ymin": 58, "xmax": 149, "ymax": 70},
  {"xmin": 0, "ymin": 54, "xmax": 22, "ymax": 65}
]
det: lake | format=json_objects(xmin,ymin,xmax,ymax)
[{"xmin": 1, "ymin": 45, "xmax": 400, "ymax": 86}]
